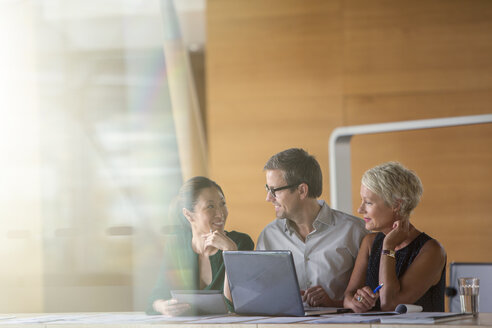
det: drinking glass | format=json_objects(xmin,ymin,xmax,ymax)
[{"xmin": 458, "ymin": 277, "xmax": 479, "ymax": 315}]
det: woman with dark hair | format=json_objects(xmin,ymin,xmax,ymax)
[{"xmin": 147, "ymin": 176, "xmax": 254, "ymax": 316}]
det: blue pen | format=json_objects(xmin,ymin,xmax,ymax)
[{"xmin": 373, "ymin": 283, "xmax": 384, "ymax": 293}]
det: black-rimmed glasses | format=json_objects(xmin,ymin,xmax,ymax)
[{"xmin": 265, "ymin": 183, "xmax": 299, "ymax": 198}]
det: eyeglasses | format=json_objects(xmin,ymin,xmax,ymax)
[{"xmin": 265, "ymin": 183, "xmax": 300, "ymax": 198}]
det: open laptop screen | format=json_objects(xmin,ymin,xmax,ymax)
[{"xmin": 223, "ymin": 250, "xmax": 311, "ymax": 316}]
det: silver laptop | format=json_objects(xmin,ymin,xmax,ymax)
[{"xmin": 223, "ymin": 250, "xmax": 344, "ymax": 316}]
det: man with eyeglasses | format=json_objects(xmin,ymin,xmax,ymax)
[{"xmin": 257, "ymin": 148, "xmax": 368, "ymax": 308}]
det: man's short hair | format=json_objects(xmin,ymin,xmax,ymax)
[{"xmin": 264, "ymin": 148, "xmax": 322, "ymax": 198}]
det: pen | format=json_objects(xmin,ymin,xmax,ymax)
[{"xmin": 373, "ymin": 283, "xmax": 384, "ymax": 293}]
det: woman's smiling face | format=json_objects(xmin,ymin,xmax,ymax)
[
  {"xmin": 358, "ymin": 184, "xmax": 395, "ymax": 233},
  {"xmin": 185, "ymin": 187, "xmax": 228, "ymax": 234}
]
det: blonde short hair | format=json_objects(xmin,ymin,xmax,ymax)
[{"xmin": 361, "ymin": 162, "xmax": 423, "ymax": 219}]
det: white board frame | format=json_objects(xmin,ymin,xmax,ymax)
[{"xmin": 329, "ymin": 114, "xmax": 492, "ymax": 213}]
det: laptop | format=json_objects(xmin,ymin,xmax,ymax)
[{"xmin": 223, "ymin": 250, "xmax": 346, "ymax": 316}]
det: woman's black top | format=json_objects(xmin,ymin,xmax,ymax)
[
  {"xmin": 366, "ymin": 232, "xmax": 445, "ymax": 312},
  {"xmin": 146, "ymin": 230, "xmax": 254, "ymax": 314}
]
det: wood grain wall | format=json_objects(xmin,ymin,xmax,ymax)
[{"xmin": 206, "ymin": 0, "xmax": 492, "ymax": 269}]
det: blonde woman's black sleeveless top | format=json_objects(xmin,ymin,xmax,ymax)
[{"xmin": 366, "ymin": 232, "xmax": 445, "ymax": 312}]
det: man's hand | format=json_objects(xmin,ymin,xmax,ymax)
[{"xmin": 301, "ymin": 285, "xmax": 334, "ymax": 307}]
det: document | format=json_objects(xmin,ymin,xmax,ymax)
[
  {"xmin": 69, "ymin": 314, "xmax": 226, "ymax": 324},
  {"xmin": 187, "ymin": 315, "xmax": 267, "ymax": 324},
  {"xmin": 245, "ymin": 316, "xmax": 318, "ymax": 324},
  {"xmin": 54, "ymin": 314, "xmax": 171, "ymax": 324},
  {"xmin": 380, "ymin": 312, "xmax": 474, "ymax": 324},
  {"xmin": 0, "ymin": 316, "xmax": 15, "ymax": 321},
  {"xmin": 0, "ymin": 313, "xmax": 225, "ymax": 325},
  {"xmin": 353, "ymin": 303, "xmax": 423, "ymax": 316},
  {"xmin": 308, "ymin": 314, "xmax": 380, "ymax": 324},
  {"xmin": 0, "ymin": 314, "xmax": 101, "ymax": 324}
]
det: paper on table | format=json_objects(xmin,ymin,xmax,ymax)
[
  {"xmin": 308, "ymin": 314, "xmax": 380, "ymax": 324},
  {"xmin": 186, "ymin": 315, "xmax": 267, "ymax": 324},
  {"xmin": 59, "ymin": 314, "xmax": 226, "ymax": 324},
  {"xmin": 145, "ymin": 314, "xmax": 229, "ymax": 323},
  {"xmin": 0, "ymin": 316, "xmax": 15, "ymax": 321},
  {"xmin": 55, "ymin": 314, "xmax": 185, "ymax": 324},
  {"xmin": 380, "ymin": 312, "xmax": 474, "ymax": 324},
  {"xmin": 0, "ymin": 314, "xmax": 101, "ymax": 324},
  {"xmin": 244, "ymin": 316, "xmax": 319, "ymax": 324},
  {"xmin": 0, "ymin": 313, "xmax": 226, "ymax": 325}
]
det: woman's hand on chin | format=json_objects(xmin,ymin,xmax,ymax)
[
  {"xmin": 202, "ymin": 230, "xmax": 238, "ymax": 252},
  {"xmin": 383, "ymin": 219, "xmax": 410, "ymax": 250}
]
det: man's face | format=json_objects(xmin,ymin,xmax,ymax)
[{"xmin": 265, "ymin": 169, "xmax": 300, "ymax": 220}]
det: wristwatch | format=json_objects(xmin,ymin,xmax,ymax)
[{"xmin": 382, "ymin": 249, "xmax": 396, "ymax": 258}]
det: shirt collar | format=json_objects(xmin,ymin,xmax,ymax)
[
  {"xmin": 282, "ymin": 200, "xmax": 334, "ymax": 232},
  {"xmin": 314, "ymin": 200, "xmax": 334, "ymax": 227}
]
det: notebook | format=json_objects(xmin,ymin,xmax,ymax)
[
  {"xmin": 355, "ymin": 304, "xmax": 423, "ymax": 316},
  {"xmin": 223, "ymin": 250, "xmax": 346, "ymax": 316}
]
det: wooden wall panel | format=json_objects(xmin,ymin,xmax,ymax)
[
  {"xmin": 207, "ymin": 0, "xmax": 492, "ymax": 270},
  {"xmin": 343, "ymin": 0, "xmax": 492, "ymax": 95},
  {"xmin": 207, "ymin": 0, "xmax": 345, "ymax": 241},
  {"xmin": 345, "ymin": 91, "xmax": 492, "ymax": 125}
]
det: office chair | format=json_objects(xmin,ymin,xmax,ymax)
[{"xmin": 446, "ymin": 262, "xmax": 492, "ymax": 312}]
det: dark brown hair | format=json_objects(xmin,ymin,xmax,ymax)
[{"xmin": 264, "ymin": 148, "xmax": 322, "ymax": 198}]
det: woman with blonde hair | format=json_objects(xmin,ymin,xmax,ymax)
[{"xmin": 343, "ymin": 162, "xmax": 446, "ymax": 312}]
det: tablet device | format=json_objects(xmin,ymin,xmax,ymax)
[{"xmin": 170, "ymin": 290, "xmax": 228, "ymax": 315}]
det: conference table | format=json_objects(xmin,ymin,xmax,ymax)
[{"xmin": 1, "ymin": 312, "xmax": 492, "ymax": 327}]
